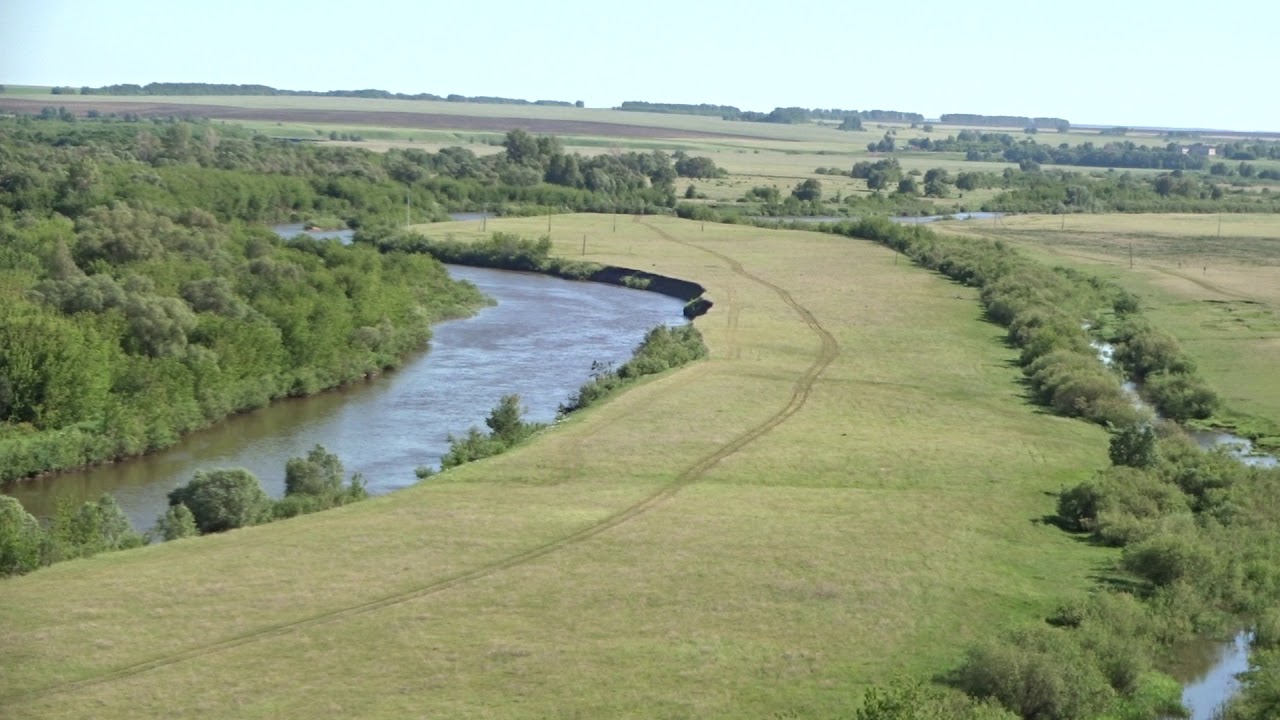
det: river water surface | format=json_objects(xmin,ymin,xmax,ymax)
[{"xmin": 4, "ymin": 263, "xmax": 686, "ymax": 530}]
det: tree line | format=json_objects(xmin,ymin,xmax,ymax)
[
  {"xmin": 614, "ymin": 101, "xmax": 924, "ymax": 124},
  {"xmin": 1, "ymin": 444, "xmax": 366, "ymax": 577},
  {"xmin": 72, "ymin": 82, "xmax": 581, "ymax": 106},
  {"xmin": 813, "ymin": 217, "xmax": 1276, "ymax": 720},
  {"xmin": 939, "ymin": 113, "xmax": 1070, "ymax": 131}
]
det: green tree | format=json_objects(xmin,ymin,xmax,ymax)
[
  {"xmin": 838, "ymin": 116, "xmax": 863, "ymax": 131},
  {"xmin": 155, "ymin": 503, "xmax": 198, "ymax": 540},
  {"xmin": 284, "ymin": 444, "xmax": 345, "ymax": 498},
  {"xmin": 1108, "ymin": 424, "xmax": 1158, "ymax": 468},
  {"xmin": 0, "ymin": 496, "xmax": 43, "ymax": 576},
  {"xmin": 168, "ymin": 468, "xmax": 271, "ymax": 533},
  {"xmin": 486, "ymin": 394, "xmax": 531, "ymax": 444},
  {"xmin": 897, "ymin": 177, "xmax": 919, "ymax": 195},
  {"xmin": 503, "ymin": 129, "xmax": 540, "ymax": 166},
  {"xmin": 792, "ymin": 178, "xmax": 823, "ymax": 202}
]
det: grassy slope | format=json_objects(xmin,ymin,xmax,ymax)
[
  {"xmin": 0, "ymin": 216, "xmax": 1112, "ymax": 719},
  {"xmin": 933, "ymin": 213, "xmax": 1280, "ymax": 442}
]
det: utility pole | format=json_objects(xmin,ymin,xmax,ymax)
[
  {"xmin": 1217, "ymin": 213, "xmax": 1222, "ymax": 238},
  {"xmin": 1061, "ymin": 216, "xmax": 1065, "ymax": 231},
  {"xmin": 547, "ymin": 211, "xmax": 552, "ymax": 233},
  {"xmin": 481, "ymin": 205, "xmax": 487, "ymax": 232},
  {"xmin": 1129, "ymin": 241, "xmax": 1134, "ymax": 269},
  {"xmin": 405, "ymin": 185, "xmax": 411, "ymax": 228},
  {"xmin": 582, "ymin": 234, "xmax": 586, "ymax": 256},
  {"xmin": 613, "ymin": 210, "xmax": 617, "ymax": 232}
]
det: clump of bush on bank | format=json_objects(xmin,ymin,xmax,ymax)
[
  {"xmin": 439, "ymin": 324, "xmax": 708, "ymax": 471},
  {"xmin": 0, "ymin": 444, "xmax": 367, "ymax": 578},
  {"xmin": 560, "ymin": 325, "xmax": 708, "ymax": 413},
  {"xmin": 441, "ymin": 394, "xmax": 545, "ymax": 469}
]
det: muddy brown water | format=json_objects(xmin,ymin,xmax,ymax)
[{"xmin": 3, "ymin": 264, "xmax": 686, "ymax": 530}]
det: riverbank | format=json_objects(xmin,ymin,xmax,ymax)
[
  {"xmin": 0, "ymin": 215, "xmax": 1114, "ymax": 718},
  {"xmin": 3, "ymin": 265, "xmax": 687, "ymax": 530},
  {"xmin": 930, "ymin": 212, "xmax": 1280, "ymax": 452}
]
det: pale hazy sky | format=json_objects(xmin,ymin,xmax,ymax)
[{"xmin": 2, "ymin": 0, "xmax": 1276, "ymax": 131}]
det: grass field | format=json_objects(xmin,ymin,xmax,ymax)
[
  {"xmin": 0, "ymin": 216, "xmax": 1115, "ymax": 718},
  {"xmin": 933, "ymin": 213, "xmax": 1280, "ymax": 444}
]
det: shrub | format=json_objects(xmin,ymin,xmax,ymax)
[
  {"xmin": 1122, "ymin": 532, "xmax": 1216, "ymax": 587},
  {"xmin": 954, "ymin": 626, "xmax": 1115, "ymax": 720},
  {"xmin": 155, "ymin": 503, "xmax": 198, "ymax": 540},
  {"xmin": 0, "ymin": 496, "xmax": 43, "ymax": 576},
  {"xmin": 167, "ymin": 468, "xmax": 272, "ymax": 533},
  {"xmin": 1109, "ymin": 424, "xmax": 1158, "ymax": 468},
  {"xmin": 1145, "ymin": 371, "xmax": 1218, "ymax": 421}
]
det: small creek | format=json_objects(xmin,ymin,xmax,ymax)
[
  {"xmin": 3, "ymin": 224, "xmax": 687, "ymax": 529},
  {"xmin": 1169, "ymin": 632, "xmax": 1254, "ymax": 720},
  {"xmin": 1090, "ymin": 333, "xmax": 1271, "ymax": 716},
  {"xmin": 1089, "ymin": 337, "xmax": 1277, "ymax": 467}
]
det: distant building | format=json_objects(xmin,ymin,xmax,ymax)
[{"xmin": 1180, "ymin": 143, "xmax": 1217, "ymax": 156}]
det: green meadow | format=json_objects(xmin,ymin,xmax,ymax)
[{"xmin": 0, "ymin": 215, "xmax": 1115, "ymax": 718}]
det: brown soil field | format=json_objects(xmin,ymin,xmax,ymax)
[{"xmin": 0, "ymin": 99, "xmax": 759, "ymax": 140}]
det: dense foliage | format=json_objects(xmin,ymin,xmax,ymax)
[
  {"xmin": 939, "ymin": 114, "xmax": 1070, "ymax": 131},
  {"xmin": 806, "ymin": 217, "xmax": 1277, "ymax": 719},
  {"xmin": 0, "ymin": 444, "xmax": 369, "ymax": 577},
  {"xmin": 0, "ymin": 117, "xmax": 498, "ymax": 482},
  {"xmin": 0, "ymin": 493, "xmax": 144, "ymax": 576}
]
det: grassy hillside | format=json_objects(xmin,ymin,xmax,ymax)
[
  {"xmin": 0, "ymin": 216, "xmax": 1112, "ymax": 718},
  {"xmin": 933, "ymin": 212, "xmax": 1280, "ymax": 445}
]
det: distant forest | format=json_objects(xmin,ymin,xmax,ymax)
[
  {"xmin": 69, "ymin": 82, "xmax": 581, "ymax": 107},
  {"xmin": 939, "ymin": 113, "xmax": 1071, "ymax": 131},
  {"xmin": 615, "ymin": 101, "xmax": 924, "ymax": 124}
]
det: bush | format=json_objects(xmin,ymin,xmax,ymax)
[
  {"xmin": 154, "ymin": 503, "xmax": 198, "ymax": 540},
  {"xmin": 441, "ymin": 395, "xmax": 543, "ymax": 469},
  {"xmin": 0, "ymin": 496, "xmax": 43, "ymax": 576},
  {"xmin": 1109, "ymin": 424, "xmax": 1158, "ymax": 468},
  {"xmin": 1122, "ymin": 532, "xmax": 1216, "ymax": 587},
  {"xmin": 1145, "ymin": 372, "xmax": 1218, "ymax": 421},
  {"xmin": 954, "ymin": 626, "xmax": 1115, "ymax": 720},
  {"xmin": 167, "ymin": 468, "xmax": 272, "ymax": 533},
  {"xmin": 561, "ymin": 325, "xmax": 707, "ymax": 413}
]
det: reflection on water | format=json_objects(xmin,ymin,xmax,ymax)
[
  {"xmin": 1170, "ymin": 632, "xmax": 1253, "ymax": 720},
  {"xmin": 3, "ymin": 265, "xmax": 685, "ymax": 530}
]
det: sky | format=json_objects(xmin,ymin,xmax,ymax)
[{"xmin": 2, "ymin": 0, "xmax": 1276, "ymax": 131}]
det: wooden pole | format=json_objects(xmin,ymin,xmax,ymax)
[{"xmin": 582, "ymin": 234, "xmax": 586, "ymax": 256}]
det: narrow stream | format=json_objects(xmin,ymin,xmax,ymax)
[
  {"xmin": 1171, "ymin": 632, "xmax": 1254, "ymax": 720},
  {"xmin": 3, "ymin": 250, "xmax": 686, "ymax": 530},
  {"xmin": 1089, "ymin": 332, "xmax": 1272, "ymax": 716}
]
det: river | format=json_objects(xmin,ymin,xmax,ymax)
[{"xmin": 3, "ymin": 247, "xmax": 687, "ymax": 530}]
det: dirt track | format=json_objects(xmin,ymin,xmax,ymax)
[{"xmin": 0, "ymin": 98, "xmax": 760, "ymax": 140}]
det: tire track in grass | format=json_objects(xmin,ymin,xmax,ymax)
[{"xmin": 4, "ymin": 220, "xmax": 838, "ymax": 706}]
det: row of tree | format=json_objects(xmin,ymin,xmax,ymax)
[
  {"xmin": 939, "ymin": 113, "xmax": 1070, "ymax": 131},
  {"xmin": 70, "ymin": 82, "xmax": 582, "ymax": 106},
  {"xmin": 614, "ymin": 101, "xmax": 924, "ymax": 124}
]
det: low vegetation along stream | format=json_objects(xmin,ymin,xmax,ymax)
[{"xmin": 3, "ymin": 228, "xmax": 687, "ymax": 531}]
